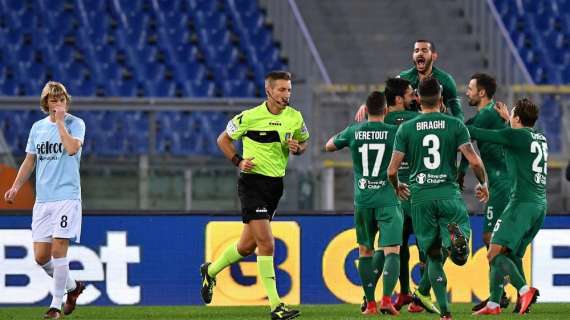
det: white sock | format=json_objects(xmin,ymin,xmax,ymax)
[
  {"xmin": 41, "ymin": 260, "xmax": 77, "ymax": 292},
  {"xmin": 50, "ymin": 258, "xmax": 69, "ymax": 310},
  {"xmin": 519, "ymin": 285, "xmax": 530, "ymax": 295},
  {"xmin": 487, "ymin": 301, "xmax": 500, "ymax": 309},
  {"xmin": 41, "ymin": 261, "xmax": 54, "ymax": 277}
]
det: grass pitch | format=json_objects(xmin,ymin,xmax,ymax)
[{"xmin": 1, "ymin": 303, "xmax": 568, "ymax": 320}]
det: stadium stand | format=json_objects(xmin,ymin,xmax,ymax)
[
  {"xmin": 0, "ymin": 0, "xmax": 286, "ymax": 98},
  {"xmin": 493, "ymin": 0, "xmax": 568, "ymax": 152},
  {"xmin": 0, "ymin": 0, "xmax": 287, "ymax": 157}
]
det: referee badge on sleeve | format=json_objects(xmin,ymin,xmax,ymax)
[{"xmin": 226, "ymin": 120, "xmax": 238, "ymax": 135}]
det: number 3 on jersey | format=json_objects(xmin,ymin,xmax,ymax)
[
  {"xmin": 358, "ymin": 143, "xmax": 386, "ymax": 177},
  {"xmin": 423, "ymin": 134, "xmax": 441, "ymax": 169}
]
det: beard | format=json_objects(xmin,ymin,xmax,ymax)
[
  {"xmin": 467, "ymin": 97, "xmax": 479, "ymax": 106},
  {"xmin": 415, "ymin": 56, "xmax": 433, "ymax": 74}
]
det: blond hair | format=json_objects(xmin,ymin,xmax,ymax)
[{"xmin": 40, "ymin": 81, "xmax": 71, "ymax": 114}]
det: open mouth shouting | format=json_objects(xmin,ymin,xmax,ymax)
[{"xmin": 415, "ymin": 56, "xmax": 427, "ymax": 71}]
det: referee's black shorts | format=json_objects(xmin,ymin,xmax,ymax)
[{"xmin": 237, "ymin": 173, "xmax": 284, "ymax": 223}]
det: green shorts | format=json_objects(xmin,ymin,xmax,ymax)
[
  {"xmin": 411, "ymin": 198, "xmax": 471, "ymax": 253},
  {"xmin": 491, "ymin": 201, "xmax": 546, "ymax": 257},
  {"xmin": 401, "ymin": 198, "xmax": 411, "ymax": 218},
  {"xmin": 483, "ymin": 183, "xmax": 510, "ymax": 233},
  {"xmin": 355, "ymin": 205, "xmax": 403, "ymax": 249}
]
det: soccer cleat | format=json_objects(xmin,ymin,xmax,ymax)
[
  {"xmin": 412, "ymin": 290, "xmax": 440, "ymax": 314},
  {"xmin": 407, "ymin": 302, "xmax": 424, "ymax": 313},
  {"xmin": 43, "ymin": 308, "xmax": 62, "ymax": 319},
  {"xmin": 63, "ymin": 280, "xmax": 86, "ymax": 315},
  {"xmin": 200, "ymin": 262, "xmax": 216, "ymax": 304},
  {"xmin": 472, "ymin": 293, "xmax": 509, "ymax": 312},
  {"xmin": 448, "ymin": 223, "xmax": 469, "ymax": 266},
  {"xmin": 270, "ymin": 303, "xmax": 300, "ymax": 320},
  {"xmin": 440, "ymin": 311, "xmax": 453, "ymax": 319},
  {"xmin": 472, "ymin": 305, "xmax": 501, "ymax": 315},
  {"xmin": 359, "ymin": 295, "xmax": 367, "ymax": 313},
  {"xmin": 394, "ymin": 293, "xmax": 413, "ymax": 310},
  {"xmin": 379, "ymin": 296, "xmax": 400, "ymax": 315},
  {"xmin": 513, "ymin": 292, "xmax": 533, "ymax": 314},
  {"xmin": 518, "ymin": 287, "xmax": 539, "ymax": 315},
  {"xmin": 361, "ymin": 300, "xmax": 378, "ymax": 315},
  {"xmin": 472, "ymin": 298, "xmax": 488, "ymax": 312}
]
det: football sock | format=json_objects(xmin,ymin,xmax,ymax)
[
  {"xmin": 358, "ymin": 256, "xmax": 376, "ymax": 302},
  {"xmin": 428, "ymin": 255, "xmax": 449, "ymax": 314},
  {"xmin": 382, "ymin": 253, "xmax": 400, "ymax": 297},
  {"xmin": 372, "ymin": 250, "xmax": 385, "ymax": 284},
  {"xmin": 489, "ymin": 263, "xmax": 505, "ymax": 303},
  {"xmin": 208, "ymin": 242, "xmax": 244, "ymax": 278},
  {"xmin": 41, "ymin": 260, "xmax": 76, "ymax": 293},
  {"xmin": 491, "ymin": 254, "xmax": 526, "ymax": 290},
  {"xmin": 399, "ymin": 243, "xmax": 410, "ymax": 295},
  {"xmin": 257, "ymin": 256, "xmax": 281, "ymax": 311},
  {"xmin": 50, "ymin": 257, "xmax": 69, "ymax": 310},
  {"xmin": 519, "ymin": 285, "xmax": 530, "ymax": 295},
  {"xmin": 507, "ymin": 252, "xmax": 526, "ymax": 282}
]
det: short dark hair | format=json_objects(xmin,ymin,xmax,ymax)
[
  {"xmin": 265, "ymin": 70, "xmax": 291, "ymax": 86},
  {"xmin": 385, "ymin": 78, "xmax": 411, "ymax": 106},
  {"xmin": 471, "ymin": 73, "xmax": 497, "ymax": 99},
  {"xmin": 366, "ymin": 91, "xmax": 386, "ymax": 116},
  {"xmin": 513, "ymin": 98, "xmax": 539, "ymax": 127},
  {"xmin": 415, "ymin": 39, "xmax": 436, "ymax": 52},
  {"xmin": 418, "ymin": 77, "xmax": 442, "ymax": 108}
]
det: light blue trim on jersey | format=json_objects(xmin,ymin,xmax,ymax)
[{"xmin": 26, "ymin": 114, "xmax": 85, "ymax": 202}]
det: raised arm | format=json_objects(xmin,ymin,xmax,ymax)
[
  {"xmin": 55, "ymin": 108, "xmax": 82, "ymax": 155},
  {"xmin": 443, "ymin": 76, "xmax": 464, "ymax": 121},
  {"xmin": 467, "ymin": 126, "xmax": 511, "ymax": 146}
]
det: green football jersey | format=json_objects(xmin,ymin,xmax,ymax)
[
  {"xmin": 459, "ymin": 101, "xmax": 509, "ymax": 189},
  {"xmin": 468, "ymin": 126, "xmax": 547, "ymax": 203},
  {"xmin": 394, "ymin": 112, "xmax": 470, "ymax": 202},
  {"xmin": 333, "ymin": 121, "xmax": 399, "ymax": 208},
  {"xmin": 399, "ymin": 66, "xmax": 464, "ymax": 120},
  {"xmin": 385, "ymin": 109, "xmax": 419, "ymax": 184},
  {"xmin": 226, "ymin": 102, "xmax": 309, "ymax": 177}
]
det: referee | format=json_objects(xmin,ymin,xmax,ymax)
[{"xmin": 200, "ymin": 71, "xmax": 308, "ymax": 320}]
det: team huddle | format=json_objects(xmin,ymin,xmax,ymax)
[
  {"xmin": 2, "ymin": 40, "xmax": 547, "ymax": 320},
  {"xmin": 324, "ymin": 41, "xmax": 547, "ymax": 320}
]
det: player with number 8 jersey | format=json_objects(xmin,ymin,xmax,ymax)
[{"xmin": 3, "ymin": 82, "xmax": 86, "ymax": 319}]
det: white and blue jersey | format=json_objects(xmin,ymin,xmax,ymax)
[{"xmin": 25, "ymin": 114, "xmax": 85, "ymax": 203}]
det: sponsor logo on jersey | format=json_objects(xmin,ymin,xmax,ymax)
[
  {"xmin": 36, "ymin": 141, "xmax": 64, "ymax": 161},
  {"xmin": 358, "ymin": 178, "xmax": 386, "ymax": 190},
  {"xmin": 416, "ymin": 173, "xmax": 447, "ymax": 184},
  {"xmin": 534, "ymin": 173, "xmax": 546, "ymax": 185},
  {"xmin": 416, "ymin": 173, "xmax": 427, "ymax": 184},
  {"xmin": 269, "ymin": 121, "xmax": 282, "ymax": 126}
]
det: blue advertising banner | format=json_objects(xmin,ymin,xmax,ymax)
[{"xmin": 0, "ymin": 214, "xmax": 569, "ymax": 306}]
